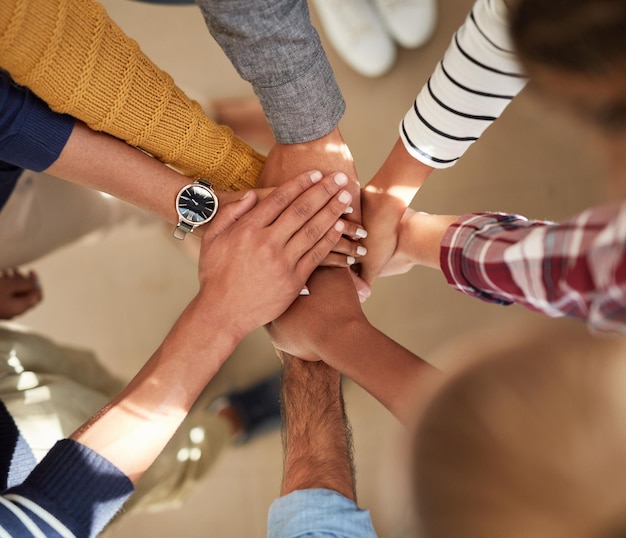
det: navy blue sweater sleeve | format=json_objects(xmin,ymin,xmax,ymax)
[
  {"xmin": 0, "ymin": 401, "xmax": 36, "ymax": 491},
  {"xmin": 0, "ymin": 70, "xmax": 75, "ymax": 210},
  {"xmin": 0, "ymin": 70, "xmax": 75, "ymax": 171},
  {"xmin": 0, "ymin": 439, "xmax": 134, "ymax": 538}
]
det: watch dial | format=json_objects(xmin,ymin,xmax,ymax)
[{"xmin": 178, "ymin": 185, "xmax": 216, "ymax": 223}]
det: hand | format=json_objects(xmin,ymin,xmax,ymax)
[
  {"xmin": 215, "ymin": 186, "xmax": 275, "ymax": 206},
  {"xmin": 258, "ymin": 128, "xmax": 368, "ymax": 268},
  {"xmin": 267, "ymin": 267, "xmax": 367, "ymax": 362},
  {"xmin": 358, "ymin": 138, "xmax": 435, "ymax": 286},
  {"xmin": 196, "ymin": 171, "xmax": 353, "ymax": 340},
  {"xmin": 0, "ymin": 269, "xmax": 43, "ymax": 319},
  {"xmin": 358, "ymin": 186, "xmax": 408, "ymax": 284}
]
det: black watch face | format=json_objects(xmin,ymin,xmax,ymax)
[{"xmin": 177, "ymin": 185, "xmax": 217, "ymax": 224}]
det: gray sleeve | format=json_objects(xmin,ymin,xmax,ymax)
[{"xmin": 196, "ymin": 0, "xmax": 345, "ymax": 144}]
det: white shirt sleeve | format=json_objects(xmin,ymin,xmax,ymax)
[{"xmin": 400, "ymin": 0, "xmax": 528, "ymax": 168}]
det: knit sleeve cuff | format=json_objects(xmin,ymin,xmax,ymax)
[
  {"xmin": 3, "ymin": 95, "xmax": 74, "ymax": 172},
  {"xmin": 11, "ymin": 439, "xmax": 133, "ymax": 538}
]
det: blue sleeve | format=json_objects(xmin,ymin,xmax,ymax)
[
  {"xmin": 267, "ymin": 489, "xmax": 378, "ymax": 538},
  {"xmin": 0, "ymin": 401, "xmax": 36, "ymax": 490},
  {"xmin": 196, "ymin": 0, "xmax": 345, "ymax": 144},
  {"xmin": 0, "ymin": 70, "xmax": 74, "ymax": 172},
  {"xmin": 1, "ymin": 440, "xmax": 133, "ymax": 538}
]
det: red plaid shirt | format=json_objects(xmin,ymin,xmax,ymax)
[{"xmin": 440, "ymin": 201, "xmax": 626, "ymax": 332}]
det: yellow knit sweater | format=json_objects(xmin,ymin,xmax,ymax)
[{"xmin": 0, "ymin": 0, "xmax": 264, "ymax": 191}]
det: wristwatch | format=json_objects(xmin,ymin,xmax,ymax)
[{"xmin": 173, "ymin": 179, "xmax": 219, "ymax": 240}]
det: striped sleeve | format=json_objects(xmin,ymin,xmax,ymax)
[
  {"xmin": 401, "ymin": 0, "xmax": 527, "ymax": 168},
  {"xmin": 440, "ymin": 202, "xmax": 626, "ymax": 333}
]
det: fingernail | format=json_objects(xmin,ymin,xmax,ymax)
[
  {"xmin": 334, "ymin": 220, "xmax": 345, "ymax": 232},
  {"xmin": 299, "ymin": 287, "xmax": 310, "ymax": 296},
  {"xmin": 240, "ymin": 190, "xmax": 252, "ymax": 200},
  {"xmin": 358, "ymin": 289, "xmax": 371, "ymax": 303},
  {"xmin": 334, "ymin": 172, "xmax": 348, "ymax": 186},
  {"xmin": 344, "ymin": 206, "xmax": 354, "ymax": 215},
  {"xmin": 310, "ymin": 171, "xmax": 323, "ymax": 183},
  {"xmin": 355, "ymin": 227, "xmax": 368, "ymax": 239},
  {"xmin": 356, "ymin": 246, "xmax": 367, "ymax": 256},
  {"xmin": 338, "ymin": 190, "xmax": 351, "ymax": 204},
  {"xmin": 347, "ymin": 256, "xmax": 356, "ymax": 265}
]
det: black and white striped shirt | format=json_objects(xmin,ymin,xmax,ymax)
[{"xmin": 401, "ymin": 0, "xmax": 528, "ymax": 168}]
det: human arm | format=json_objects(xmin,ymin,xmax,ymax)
[
  {"xmin": 197, "ymin": 0, "xmax": 366, "ymax": 272},
  {"xmin": 0, "ymin": 69, "xmax": 267, "ymax": 228},
  {"xmin": 438, "ymin": 203, "xmax": 626, "ymax": 332},
  {"xmin": 0, "ymin": 269, "xmax": 42, "ymax": 319},
  {"xmin": 387, "ymin": 202, "xmax": 626, "ymax": 333},
  {"xmin": 46, "ymin": 119, "xmax": 270, "ymax": 229},
  {"xmin": 0, "ymin": 170, "xmax": 353, "ymax": 537},
  {"xmin": 0, "ymin": 0, "xmax": 264, "ymax": 190},
  {"xmin": 267, "ymin": 268, "xmax": 439, "ymax": 427},
  {"xmin": 267, "ymin": 357, "xmax": 377, "ymax": 538},
  {"xmin": 360, "ymin": 0, "xmax": 527, "ymax": 285},
  {"xmin": 70, "ymin": 170, "xmax": 353, "ymax": 481},
  {"xmin": 196, "ymin": 0, "xmax": 344, "ymax": 145}
]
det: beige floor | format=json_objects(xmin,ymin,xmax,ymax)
[{"xmin": 15, "ymin": 0, "xmax": 608, "ymax": 536}]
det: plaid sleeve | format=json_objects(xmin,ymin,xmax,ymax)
[{"xmin": 440, "ymin": 202, "xmax": 626, "ymax": 333}]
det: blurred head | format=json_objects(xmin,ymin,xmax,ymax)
[
  {"xmin": 510, "ymin": 0, "xmax": 626, "ymax": 171},
  {"xmin": 412, "ymin": 323, "xmax": 626, "ymax": 538}
]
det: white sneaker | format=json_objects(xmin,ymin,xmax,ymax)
[
  {"xmin": 311, "ymin": 0, "xmax": 396, "ymax": 78},
  {"xmin": 372, "ymin": 0, "xmax": 437, "ymax": 49}
]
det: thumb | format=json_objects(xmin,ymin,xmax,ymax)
[{"xmin": 203, "ymin": 190, "xmax": 257, "ymax": 240}]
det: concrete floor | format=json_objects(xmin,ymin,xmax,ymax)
[{"xmin": 16, "ymin": 0, "xmax": 607, "ymax": 536}]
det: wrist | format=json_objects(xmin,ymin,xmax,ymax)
[
  {"xmin": 403, "ymin": 212, "xmax": 458, "ymax": 269},
  {"xmin": 168, "ymin": 293, "xmax": 243, "ymax": 370},
  {"xmin": 366, "ymin": 138, "xmax": 434, "ymax": 206},
  {"xmin": 282, "ymin": 355, "xmax": 341, "ymax": 385}
]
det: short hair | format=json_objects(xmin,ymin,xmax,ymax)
[
  {"xmin": 412, "ymin": 321, "xmax": 626, "ymax": 538},
  {"xmin": 510, "ymin": 0, "xmax": 626, "ymax": 75}
]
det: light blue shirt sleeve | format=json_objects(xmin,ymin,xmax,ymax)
[{"xmin": 267, "ymin": 488, "xmax": 378, "ymax": 538}]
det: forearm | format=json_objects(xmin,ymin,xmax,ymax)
[
  {"xmin": 280, "ymin": 357, "xmax": 355, "ymax": 501},
  {"xmin": 0, "ymin": 0, "xmax": 264, "ymax": 189},
  {"xmin": 71, "ymin": 293, "xmax": 241, "ymax": 483},
  {"xmin": 365, "ymin": 138, "xmax": 435, "ymax": 203},
  {"xmin": 197, "ymin": 0, "xmax": 344, "ymax": 143},
  {"xmin": 398, "ymin": 211, "xmax": 459, "ymax": 269},
  {"xmin": 319, "ymin": 319, "xmax": 437, "ymax": 427},
  {"xmin": 46, "ymin": 121, "xmax": 266, "ymax": 229},
  {"xmin": 46, "ymin": 121, "xmax": 189, "ymax": 224}
]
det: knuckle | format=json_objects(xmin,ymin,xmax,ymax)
[
  {"xmin": 308, "ymin": 247, "xmax": 324, "ymax": 266},
  {"xmin": 321, "ymin": 180, "xmax": 336, "ymax": 197},
  {"xmin": 270, "ymin": 190, "xmax": 290, "ymax": 210},
  {"xmin": 303, "ymin": 222, "xmax": 321, "ymax": 242},
  {"xmin": 292, "ymin": 199, "xmax": 312, "ymax": 219}
]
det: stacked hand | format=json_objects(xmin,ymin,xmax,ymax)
[
  {"xmin": 267, "ymin": 267, "xmax": 366, "ymax": 362},
  {"xmin": 258, "ymin": 127, "xmax": 371, "ymax": 301},
  {"xmin": 196, "ymin": 170, "xmax": 354, "ymax": 339}
]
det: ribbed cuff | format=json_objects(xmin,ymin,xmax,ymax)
[
  {"xmin": 3, "ymin": 94, "xmax": 74, "ymax": 172},
  {"xmin": 15, "ymin": 439, "xmax": 133, "ymax": 538}
]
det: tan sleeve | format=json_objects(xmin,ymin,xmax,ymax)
[{"xmin": 0, "ymin": 0, "xmax": 264, "ymax": 191}]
